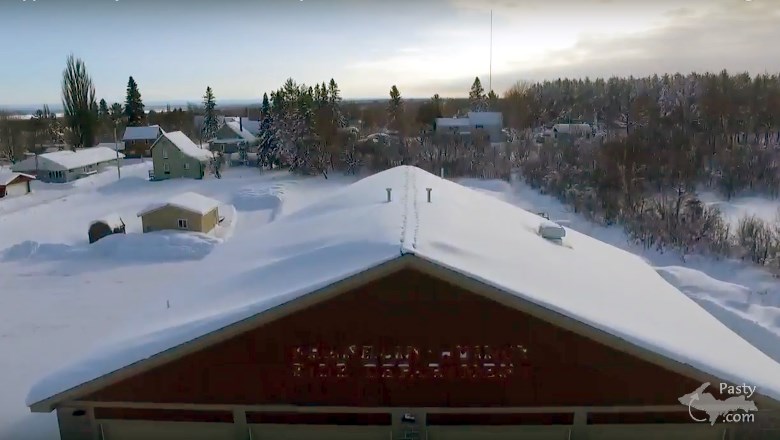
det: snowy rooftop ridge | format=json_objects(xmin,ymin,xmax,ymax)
[
  {"xmin": 224, "ymin": 121, "xmax": 257, "ymax": 142},
  {"xmin": 26, "ymin": 166, "xmax": 780, "ymax": 408},
  {"xmin": 122, "ymin": 125, "xmax": 163, "ymax": 141},
  {"xmin": 138, "ymin": 192, "xmax": 221, "ymax": 217},
  {"xmin": 10, "ymin": 147, "xmax": 124, "ymax": 172},
  {"xmin": 159, "ymin": 131, "xmax": 213, "ymax": 161},
  {"xmin": 0, "ymin": 170, "xmax": 34, "ymax": 186}
]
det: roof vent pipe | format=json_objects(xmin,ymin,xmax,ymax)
[
  {"xmin": 386, "ymin": 188, "xmax": 392, "ymax": 202},
  {"xmin": 426, "ymin": 188, "xmax": 432, "ymax": 203}
]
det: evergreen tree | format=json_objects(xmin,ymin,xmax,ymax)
[
  {"xmin": 469, "ymin": 77, "xmax": 487, "ymax": 111},
  {"xmin": 416, "ymin": 94, "xmax": 443, "ymax": 129},
  {"xmin": 487, "ymin": 90, "xmax": 499, "ymax": 111},
  {"xmin": 261, "ymin": 93, "xmax": 270, "ymax": 117},
  {"xmin": 388, "ymin": 85, "xmax": 404, "ymax": 133},
  {"xmin": 124, "ymin": 76, "xmax": 145, "ymax": 126},
  {"xmin": 201, "ymin": 86, "xmax": 218, "ymax": 142},
  {"xmin": 98, "ymin": 99, "xmax": 109, "ymax": 118},
  {"xmin": 61, "ymin": 54, "xmax": 98, "ymax": 149}
]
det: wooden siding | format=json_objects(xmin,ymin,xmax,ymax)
[
  {"xmin": 151, "ymin": 137, "xmax": 206, "ymax": 180},
  {"xmin": 140, "ymin": 206, "xmax": 217, "ymax": 234},
  {"xmin": 80, "ymin": 269, "xmax": 715, "ymax": 408}
]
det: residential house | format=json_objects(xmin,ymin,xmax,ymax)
[
  {"xmin": 88, "ymin": 214, "xmax": 126, "ymax": 244},
  {"xmin": 137, "ymin": 192, "xmax": 221, "ymax": 234},
  {"xmin": 435, "ymin": 111, "xmax": 505, "ymax": 144},
  {"xmin": 210, "ymin": 120, "xmax": 258, "ymax": 155},
  {"xmin": 30, "ymin": 166, "xmax": 780, "ymax": 440},
  {"xmin": 552, "ymin": 123, "xmax": 594, "ymax": 143},
  {"xmin": 95, "ymin": 142, "xmax": 125, "ymax": 152},
  {"xmin": 194, "ymin": 116, "xmax": 261, "ymax": 137},
  {"xmin": 150, "ymin": 131, "xmax": 213, "ymax": 181},
  {"xmin": 122, "ymin": 125, "xmax": 165, "ymax": 158},
  {"xmin": 10, "ymin": 147, "xmax": 124, "ymax": 183},
  {"xmin": 0, "ymin": 170, "xmax": 35, "ymax": 199}
]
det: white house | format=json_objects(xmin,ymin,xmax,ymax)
[
  {"xmin": 11, "ymin": 147, "xmax": 124, "ymax": 183},
  {"xmin": 0, "ymin": 170, "xmax": 35, "ymax": 199},
  {"xmin": 435, "ymin": 111, "xmax": 504, "ymax": 143}
]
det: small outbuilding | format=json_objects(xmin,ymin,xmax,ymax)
[
  {"xmin": 88, "ymin": 214, "xmax": 126, "ymax": 244},
  {"xmin": 138, "ymin": 192, "xmax": 221, "ymax": 234},
  {"xmin": 0, "ymin": 170, "xmax": 35, "ymax": 199}
]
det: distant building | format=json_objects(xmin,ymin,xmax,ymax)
[
  {"xmin": 150, "ymin": 131, "xmax": 213, "ymax": 181},
  {"xmin": 88, "ymin": 214, "xmax": 126, "ymax": 244},
  {"xmin": 210, "ymin": 120, "xmax": 258, "ymax": 154},
  {"xmin": 194, "ymin": 116, "xmax": 262, "ymax": 138},
  {"xmin": 0, "ymin": 171, "xmax": 35, "ymax": 199},
  {"xmin": 10, "ymin": 148, "xmax": 124, "ymax": 183},
  {"xmin": 137, "ymin": 192, "xmax": 221, "ymax": 234},
  {"xmin": 122, "ymin": 125, "xmax": 165, "ymax": 158},
  {"xmin": 552, "ymin": 123, "xmax": 594, "ymax": 142},
  {"xmin": 435, "ymin": 111, "xmax": 504, "ymax": 144}
]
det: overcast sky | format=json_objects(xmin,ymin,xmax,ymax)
[{"xmin": 1, "ymin": 0, "xmax": 778, "ymax": 107}]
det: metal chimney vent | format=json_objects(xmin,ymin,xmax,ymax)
[
  {"xmin": 426, "ymin": 188, "xmax": 432, "ymax": 203},
  {"xmin": 386, "ymin": 188, "xmax": 392, "ymax": 202},
  {"xmin": 539, "ymin": 220, "xmax": 566, "ymax": 240}
]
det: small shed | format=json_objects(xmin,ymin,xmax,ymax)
[
  {"xmin": 88, "ymin": 214, "xmax": 126, "ymax": 244},
  {"xmin": 138, "ymin": 192, "xmax": 221, "ymax": 234},
  {"xmin": 0, "ymin": 171, "xmax": 35, "ymax": 199}
]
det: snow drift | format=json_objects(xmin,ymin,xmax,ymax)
[
  {"xmin": 231, "ymin": 184, "xmax": 285, "ymax": 218},
  {"xmin": 3, "ymin": 232, "xmax": 220, "ymax": 263}
]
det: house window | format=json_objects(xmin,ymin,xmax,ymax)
[
  {"xmin": 177, "ymin": 219, "xmax": 188, "ymax": 229},
  {"xmin": 163, "ymin": 163, "xmax": 170, "ymax": 173},
  {"xmin": 162, "ymin": 148, "xmax": 168, "ymax": 159},
  {"xmin": 184, "ymin": 162, "xmax": 190, "ymax": 170}
]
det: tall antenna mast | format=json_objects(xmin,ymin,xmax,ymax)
[{"xmin": 489, "ymin": 9, "xmax": 493, "ymax": 92}]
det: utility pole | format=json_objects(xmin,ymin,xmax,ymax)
[{"xmin": 114, "ymin": 124, "xmax": 121, "ymax": 180}]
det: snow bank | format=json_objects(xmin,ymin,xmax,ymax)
[
  {"xmin": 698, "ymin": 190, "xmax": 780, "ymax": 226},
  {"xmin": 231, "ymin": 184, "xmax": 285, "ymax": 214},
  {"xmin": 3, "ymin": 232, "xmax": 220, "ymax": 263}
]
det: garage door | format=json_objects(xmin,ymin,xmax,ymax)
[
  {"xmin": 249, "ymin": 424, "xmax": 391, "ymax": 439},
  {"xmin": 99, "ymin": 420, "xmax": 234, "ymax": 440},
  {"xmin": 5, "ymin": 182, "xmax": 28, "ymax": 198},
  {"xmin": 584, "ymin": 424, "xmax": 725, "ymax": 440},
  {"xmin": 427, "ymin": 425, "xmax": 571, "ymax": 440}
]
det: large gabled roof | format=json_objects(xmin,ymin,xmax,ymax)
[
  {"xmin": 10, "ymin": 148, "xmax": 124, "ymax": 172},
  {"xmin": 26, "ymin": 166, "xmax": 780, "ymax": 410}
]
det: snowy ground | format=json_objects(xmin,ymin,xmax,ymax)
[
  {"xmin": 697, "ymin": 189, "xmax": 780, "ymax": 227},
  {"xmin": 1, "ymin": 165, "xmax": 779, "ymax": 439}
]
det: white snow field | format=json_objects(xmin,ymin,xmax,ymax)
[
  {"xmin": 697, "ymin": 189, "xmax": 780, "ymax": 227},
  {"xmin": 1, "ymin": 164, "xmax": 780, "ymax": 439}
]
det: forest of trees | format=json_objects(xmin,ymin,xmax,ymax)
[
  {"xmin": 3, "ymin": 63, "xmax": 780, "ymax": 272},
  {"xmin": 507, "ymin": 72, "xmax": 780, "ymax": 272}
]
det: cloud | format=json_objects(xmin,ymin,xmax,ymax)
[{"xmin": 409, "ymin": 0, "xmax": 780, "ymax": 96}]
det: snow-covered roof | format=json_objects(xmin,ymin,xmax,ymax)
[
  {"xmin": 89, "ymin": 213, "xmax": 125, "ymax": 230},
  {"xmin": 95, "ymin": 142, "xmax": 125, "ymax": 151},
  {"xmin": 157, "ymin": 131, "xmax": 213, "ymax": 161},
  {"xmin": 553, "ymin": 123, "xmax": 592, "ymax": 134},
  {"xmin": 122, "ymin": 125, "xmax": 163, "ymax": 141},
  {"xmin": 467, "ymin": 111, "xmax": 502, "ymax": 126},
  {"xmin": 0, "ymin": 170, "xmax": 34, "ymax": 186},
  {"xmin": 223, "ymin": 117, "xmax": 261, "ymax": 135},
  {"xmin": 223, "ymin": 121, "xmax": 257, "ymax": 142},
  {"xmin": 435, "ymin": 117, "xmax": 470, "ymax": 128},
  {"xmin": 26, "ymin": 166, "xmax": 780, "ymax": 408},
  {"xmin": 137, "ymin": 192, "xmax": 220, "ymax": 217},
  {"xmin": 10, "ymin": 147, "xmax": 124, "ymax": 172}
]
